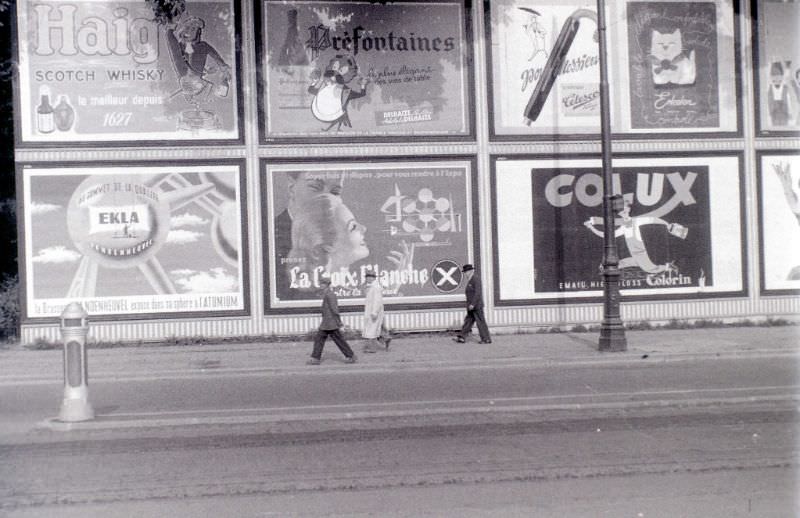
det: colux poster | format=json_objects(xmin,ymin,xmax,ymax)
[
  {"xmin": 625, "ymin": 1, "xmax": 720, "ymax": 129},
  {"xmin": 758, "ymin": 152, "xmax": 800, "ymax": 294},
  {"xmin": 21, "ymin": 163, "xmax": 248, "ymax": 319},
  {"xmin": 754, "ymin": 0, "xmax": 800, "ymax": 133},
  {"xmin": 493, "ymin": 155, "xmax": 744, "ymax": 303},
  {"xmin": 261, "ymin": 0, "xmax": 472, "ymax": 140},
  {"xmin": 264, "ymin": 159, "xmax": 475, "ymax": 309},
  {"xmin": 487, "ymin": 0, "xmax": 603, "ymax": 138},
  {"xmin": 16, "ymin": 0, "xmax": 240, "ymax": 143}
]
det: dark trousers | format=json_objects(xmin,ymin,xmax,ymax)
[
  {"xmin": 459, "ymin": 307, "xmax": 491, "ymax": 342},
  {"xmin": 312, "ymin": 328, "xmax": 355, "ymax": 360}
]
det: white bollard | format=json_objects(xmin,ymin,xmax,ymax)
[{"xmin": 58, "ymin": 302, "xmax": 94, "ymax": 422}]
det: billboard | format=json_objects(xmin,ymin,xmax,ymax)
[
  {"xmin": 257, "ymin": 0, "xmax": 474, "ymax": 142},
  {"xmin": 485, "ymin": 0, "xmax": 740, "ymax": 140},
  {"xmin": 491, "ymin": 154, "xmax": 745, "ymax": 303},
  {"xmin": 757, "ymin": 151, "xmax": 800, "ymax": 294},
  {"xmin": 19, "ymin": 161, "xmax": 249, "ymax": 319},
  {"xmin": 15, "ymin": 0, "xmax": 242, "ymax": 144},
  {"xmin": 262, "ymin": 158, "xmax": 478, "ymax": 311},
  {"xmin": 752, "ymin": 0, "xmax": 800, "ymax": 136}
]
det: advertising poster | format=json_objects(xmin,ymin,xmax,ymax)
[
  {"xmin": 263, "ymin": 159, "xmax": 476, "ymax": 310},
  {"xmin": 492, "ymin": 154, "xmax": 744, "ymax": 303},
  {"xmin": 753, "ymin": 0, "xmax": 800, "ymax": 135},
  {"xmin": 16, "ymin": 0, "xmax": 241, "ymax": 143},
  {"xmin": 486, "ymin": 0, "xmax": 739, "ymax": 139},
  {"xmin": 612, "ymin": 0, "xmax": 739, "ymax": 134},
  {"xmin": 758, "ymin": 151, "xmax": 800, "ymax": 294},
  {"xmin": 20, "ymin": 162, "xmax": 248, "ymax": 319},
  {"xmin": 486, "ymin": 0, "xmax": 603, "ymax": 138},
  {"xmin": 259, "ymin": 0, "xmax": 473, "ymax": 141}
]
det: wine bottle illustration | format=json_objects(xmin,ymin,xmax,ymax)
[
  {"xmin": 277, "ymin": 9, "xmax": 309, "ymax": 66},
  {"xmin": 37, "ymin": 94, "xmax": 55, "ymax": 134},
  {"xmin": 54, "ymin": 95, "xmax": 75, "ymax": 131}
]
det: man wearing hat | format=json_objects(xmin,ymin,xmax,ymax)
[
  {"xmin": 308, "ymin": 275, "xmax": 357, "ymax": 365},
  {"xmin": 453, "ymin": 264, "xmax": 492, "ymax": 344},
  {"xmin": 362, "ymin": 269, "xmax": 391, "ymax": 353}
]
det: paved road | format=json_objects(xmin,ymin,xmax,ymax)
[
  {"xmin": 1, "ymin": 351, "xmax": 797, "ymax": 434},
  {"xmin": 1, "ymin": 351, "xmax": 798, "ymax": 516},
  {"xmin": 1, "ymin": 404, "xmax": 797, "ymax": 516}
]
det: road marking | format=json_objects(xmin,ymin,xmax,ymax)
[{"xmin": 34, "ymin": 385, "xmax": 800, "ymax": 433}]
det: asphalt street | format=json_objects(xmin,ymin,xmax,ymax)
[{"xmin": 0, "ymin": 326, "xmax": 798, "ymax": 516}]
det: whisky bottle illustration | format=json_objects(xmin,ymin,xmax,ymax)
[
  {"xmin": 214, "ymin": 76, "xmax": 230, "ymax": 98},
  {"xmin": 54, "ymin": 95, "xmax": 75, "ymax": 131},
  {"xmin": 277, "ymin": 9, "xmax": 309, "ymax": 66},
  {"xmin": 37, "ymin": 94, "xmax": 55, "ymax": 134}
]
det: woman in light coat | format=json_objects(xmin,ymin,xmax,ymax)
[{"xmin": 362, "ymin": 270, "xmax": 391, "ymax": 352}]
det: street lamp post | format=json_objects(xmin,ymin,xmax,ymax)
[{"xmin": 596, "ymin": 0, "xmax": 627, "ymax": 351}]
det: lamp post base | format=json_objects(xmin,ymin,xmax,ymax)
[{"xmin": 599, "ymin": 323, "xmax": 627, "ymax": 352}]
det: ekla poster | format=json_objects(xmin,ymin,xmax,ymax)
[{"xmin": 21, "ymin": 162, "xmax": 248, "ymax": 319}]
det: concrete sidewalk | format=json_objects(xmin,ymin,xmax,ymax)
[{"xmin": 1, "ymin": 325, "xmax": 798, "ymax": 383}]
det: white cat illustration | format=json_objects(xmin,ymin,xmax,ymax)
[{"xmin": 648, "ymin": 28, "xmax": 696, "ymax": 86}]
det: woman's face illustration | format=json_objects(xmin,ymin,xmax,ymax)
[{"xmin": 329, "ymin": 201, "xmax": 368, "ymax": 268}]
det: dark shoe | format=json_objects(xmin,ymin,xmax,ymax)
[
  {"xmin": 344, "ymin": 355, "xmax": 357, "ymax": 364},
  {"xmin": 453, "ymin": 337, "xmax": 465, "ymax": 343},
  {"xmin": 479, "ymin": 339, "xmax": 493, "ymax": 344},
  {"xmin": 306, "ymin": 358, "xmax": 321, "ymax": 365}
]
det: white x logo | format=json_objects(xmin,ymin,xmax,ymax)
[{"xmin": 435, "ymin": 266, "xmax": 458, "ymax": 286}]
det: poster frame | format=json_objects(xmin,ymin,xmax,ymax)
[
  {"xmin": 483, "ymin": 0, "xmax": 743, "ymax": 142},
  {"xmin": 751, "ymin": 0, "xmax": 800, "ymax": 138},
  {"xmin": 489, "ymin": 151, "xmax": 748, "ymax": 306},
  {"xmin": 16, "ymin": 158, "xmax": 251, "ymax": 323},
  {"xmin": 259, "ymin": 155, "xmax": 481, "ymax": 314},
  {"xmin": 756, "ymin": 149, "xmax": 800, "ymax": 296},
  {"xmin": 11, "ymin": 0, "xmax": 246, "ymax": 148},
  {"xmin": 254, "ymin": 0, "xmax": 476, "ymax": 145}
]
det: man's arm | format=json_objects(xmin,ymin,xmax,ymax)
[
  {"xmin": 468, "ymin": 277, "xmax": 483, "ymax": 308},
  {"xmin": 327, "ymin": 291, "xmax": 343, "ymax": 327}
]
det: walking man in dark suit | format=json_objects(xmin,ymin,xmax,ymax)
[
  {"xmin": 453, "ymin": 264, "xmax": 492, "ymax": 344},
  {"xmin": 308, "ymin": 275, "xmax": 357, "ymax": 364}
]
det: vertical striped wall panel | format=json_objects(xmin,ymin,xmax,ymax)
[{"xmin": 20, "ymin": 297, "xmax": 799, "ymax": 345}]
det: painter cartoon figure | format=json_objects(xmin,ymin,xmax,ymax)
[
  {"xmin": 772, "ymin": 161, "xmax": 800, "ymax": 279},
  {"xmin": 793, "ymin": 67, "xmax": 800, "ymax": 125},
  {"xmin": 584, "ymin": 194, "xmax": 688, "ymax": 275},
  {"xmin": 774, "ymin": 161, "xmax": 800, "ymax": 226},
  {"xmin": 519, "ymin": 7, "xmax": 548, "ymax": 62},
  {"xmin": 648, "ymin": 26, "xmax": 696, "ymax": 86},
  {"xmin": 164, "ymin": 15, "xmax": 232, "ymax": 103},
  {"xmin": 308, "ymin": 54, "xmax": 369, "ymax": 131}
]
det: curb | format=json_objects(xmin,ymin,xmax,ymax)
[{"xmin": 36, "ymin": 387, "xmax": 800, "ymax": 433}]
